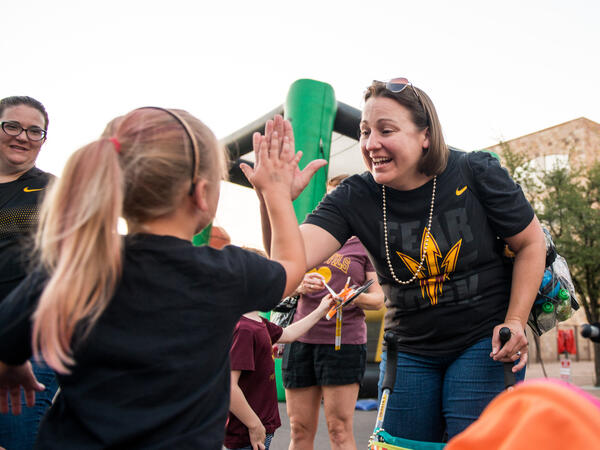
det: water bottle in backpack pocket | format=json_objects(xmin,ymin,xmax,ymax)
[{"xmin": 528, "ymin": 233, "xmax": 579, "ymax": 336}]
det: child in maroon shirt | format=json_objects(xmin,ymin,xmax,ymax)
[{"xmin": 225, "ymin": 297, "xmax": 333, "ymax": 450}]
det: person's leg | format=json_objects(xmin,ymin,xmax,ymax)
[
  {"xmin": 317, "ymin": 343, "xmax": 366, "ymax": 450},
  {"xmin": 282, "ymin": 342, "xmax": 322, "ymax": 450},
  {"xmin": 378, "ymin": 350, "xmax": 447, "ymax": 442},
  {"xmin": 322, "ymin": 384, "xmax": 360, "ymax": 450},
  {"xmin": 442, "ymin": 337, "xmax": 526, "ymax": 439},
  {"xmin": 285, "ymin": 386, "xmax": 322, "ymax": 450}
]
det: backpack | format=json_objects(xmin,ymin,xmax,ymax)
[{"xmin": 458, "ymin": 151, "xmax": 580, "ymax": 336}]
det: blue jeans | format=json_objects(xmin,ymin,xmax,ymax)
[
  {"xmin": 378, "ymin": 337, "xmax": 525, "ymax": 442},
  {"xmin": 0, "ymin": 358, "xmax": 59, "ymax": 450}
]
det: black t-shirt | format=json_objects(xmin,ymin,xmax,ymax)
[
  {"xmin": 305, "ymin": 150, "xmax": 534, "ymax": 356},
  {"xmin": 0, "ymin": 234, "xmax": 286, "ymax": 449},
  {"xmin": 0, "ymin": 167, "xmax": 51, "ymax": 302}
]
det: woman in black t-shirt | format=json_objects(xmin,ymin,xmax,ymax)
[
  {"xmin": 0, "ymin": 95, "xmax": 58, "ymax": 450},
  {"xmin": 256, "ymin": 79, "xmax": 546, "ymax": 442},
  {"xmin": 0, "ymin": 110, "xmax": 306, "ymax": 449}
]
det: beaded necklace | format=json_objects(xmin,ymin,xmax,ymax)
[{"xmin": 382, "ymin": 176, "xmax": 437, "ymax": 285}]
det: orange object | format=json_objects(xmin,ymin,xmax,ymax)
[
  {"xmin": 325, "ymin": 288, "xmax": 353, "ymax": 319},
  {"xmin": 325, "ymin": 278, "xmax": 375, "ymax": 320},
  {"xmin": 446, "ymin": 379, "xmax": 600, "ymax": 450},
  {"xmin": 208, "ymin": 226, "xmax": 231, "ymax": 249},
  {"xmin": 326, "ymin": 300, "xmax": 343, "ymax": 320},
  {"xmin": 325, "ymin": 278, "xmax": 354, "ymax": 320},
  {"xmin": 339, "ymin": 286, "xmax": 353, "ymax": 299}
]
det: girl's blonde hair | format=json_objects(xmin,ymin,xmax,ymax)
[{"xmin": 32, "ymin": 108, "xmax": 227, "ymax": 373}]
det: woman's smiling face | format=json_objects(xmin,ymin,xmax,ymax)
[
  {"xmin": 359, "ymin": 96, "xmax": 430, "ymax": 191},
  {"xmin": 0, "ymin": 104, "xmax": 46, "ymax": 177}
]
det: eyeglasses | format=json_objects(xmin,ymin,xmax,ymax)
[{"xmin": 1, "ymin": 121, "xmax": 47, "ymax": 141}]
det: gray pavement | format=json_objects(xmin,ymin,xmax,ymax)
[{"xmin": 269, "ymin": 360, "xmax": 599, "ymax": 449}]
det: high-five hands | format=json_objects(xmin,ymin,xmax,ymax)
[
  {"xmin": 240, "ymin": 115, "xmax": 300, "ymax": 198},
  {"xmin": 240, "ymin": 115, "xmax": 327, "ymax": 199}
]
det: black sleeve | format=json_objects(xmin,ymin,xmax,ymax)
[
  {"xmin": 303, "ymin": 179, "xmax": 355, "ymax": 246},
  {"xmin": 0, "ymin": 270, "xmax": 46, "ymax": 365},
  {"xmin": 225, "ymin": 247, "xmax": 288, "ymax": 314},
  {"xmin": 468, "ymin": 151, "xmax": 535, "ymax": 238}
]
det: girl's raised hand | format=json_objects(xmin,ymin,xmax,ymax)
[
  {"xmin": 240, "ymin": 115, "xmax": 327, "ymax": 200},
  {"xmin": 240, "ymin": 116, "xmax": 300, "ymax": 198}
]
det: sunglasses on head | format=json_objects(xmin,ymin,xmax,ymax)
[{"xmin": 374, "ymin": 77, "xmax": 427, "ymax": 120}]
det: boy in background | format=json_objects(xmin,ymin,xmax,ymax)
[{"xmin": 225, "ymin": 251, "xmax": 334, "ymax": 450}]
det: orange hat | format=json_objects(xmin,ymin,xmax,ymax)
[{"xmin": 446, "ymin": 379, "xmax": 600, "ymax": 450}]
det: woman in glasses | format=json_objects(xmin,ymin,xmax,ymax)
[
  {"xmin": 255, "ymin": 79, "xmax": 546, "ymax": 443},
  {"xmin": 0, "ymin": 96, "xmax": 58, "ymax": 450}
]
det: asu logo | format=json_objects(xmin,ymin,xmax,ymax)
[{"xmin": 396, "ymin": 228, "xmax": 462, "ymax": 306}]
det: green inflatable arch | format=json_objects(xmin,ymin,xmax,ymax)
[{"xmin": 286, "ymin": 79, "xmax": 337, "ymax": 223}]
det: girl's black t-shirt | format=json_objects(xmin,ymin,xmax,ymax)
[
  {"xmin": 0, "ymin": 234, "xmax": 286, "ymax": 449},
  {"xmin": 305, "ymin": 150, "xmax": 534, "ymax": 356}
]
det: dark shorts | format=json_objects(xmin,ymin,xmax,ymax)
[
  {"xmin": 224, "ymin": 433, "xmax": 273, "ymax": 450},
  {"xmin": 282, "ymin": 341, "xmax": 367, "ymax": 388}
]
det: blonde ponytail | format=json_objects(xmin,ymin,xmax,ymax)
[{"xmin": 32, "ymin": 139, "xmax": 123, "ymax": 373}]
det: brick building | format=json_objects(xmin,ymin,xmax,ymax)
[{"xmin": 486, "ymin": 117, "xmax": 600, "ymax": 169}]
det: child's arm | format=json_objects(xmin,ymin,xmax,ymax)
[
  {"xmin": 229, "ymin": 370, "xmax": 266, "ymax": 450},
  {"xmin": 278, "ymin": 296, "xmax": 335, "ymax": 343},
  {"xmin": 254, "ymin": 119, "xmax": 327, "ymax": 260},
  {"xmin": 239, "ymin": 116, "xmax": 306, "ymax": 297}
]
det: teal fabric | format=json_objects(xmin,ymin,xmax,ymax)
[{"xmin": 373, "ymin": 430, "xmax": 446, "ymax": 450}]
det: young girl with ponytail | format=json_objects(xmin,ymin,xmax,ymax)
[{"xmin": 0, "ymin": 109, "xmax": 305, "ymax": 449}]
